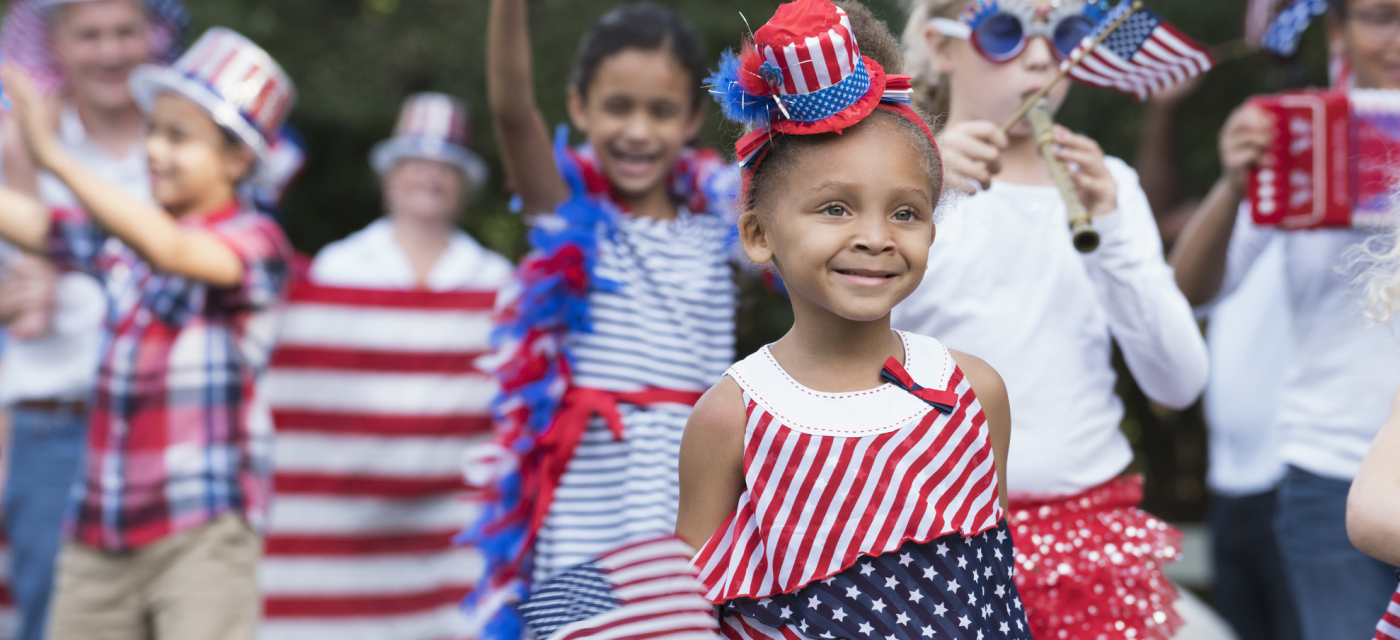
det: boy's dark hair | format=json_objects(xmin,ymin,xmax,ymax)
[
  {"xmin": 746, "ymin": 1, "xmax": 941, "ymax": 213},
  {"xmin": 571, "ymin": 3, "xmax": 708, "ymax": 113},
  {"xmin": 1328, "ymin": 0, "xmax": 1347, "ymax": 17}
]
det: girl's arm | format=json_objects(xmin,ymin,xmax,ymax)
[
  {"xmin": 1050, "ymin": 128, "xmax": 1209, "ymax": 410},
  {"xmin": 1, "ymin": 64, "xmax": 243, "ymax": 288},
  {"xmin": 950, "ymin": 350, "xmax": 1010, "ymax": 512},
  {"xmin": 1347, "ymin": 385, "xmax": 1400, "ymax": 567},
  {"xmin": 488, "ymin": 0, "xmax": 570, "ymax": 216},
  {"xmin": 675, "ymin": 376, "xmax": 748, "ymax": 549}
]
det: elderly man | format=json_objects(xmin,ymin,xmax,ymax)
[{"xmin": 0, "ymin": 1, "xmax": 183, "ymax": 639}]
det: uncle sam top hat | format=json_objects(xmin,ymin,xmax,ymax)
[
  {"xmin": 129, "ymin": 27, "xmax": 296, "ymax": 171},
  {"xmin": 370, "ymin": 92, "xmax": 489, "ymax": 195},
  {"xmin": 709, "ymin": 0, "xmax": 917, "ymax": 168}
]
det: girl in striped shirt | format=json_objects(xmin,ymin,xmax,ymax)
[
  {"xmin": 676, "ymin": 2, "xmax": 1030, "ymax": 638},
  {"xmin": 464, "ymin": 1, "xmax": 739, "ymax": 638}
]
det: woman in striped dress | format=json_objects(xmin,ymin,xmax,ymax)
[
  {"xmin": 676, "ymin": 2, "xmax": 1029, "ymax": 638},
  {"xmin": 462, "ymin": 0, "xmax": 739, "ymax": 637}
]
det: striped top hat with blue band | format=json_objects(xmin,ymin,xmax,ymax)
[
  {"xmin": 370, "ymin": 92, "xmax": 489, "ymax": 195},
  {"xmin": 709, "ymin": 0, "xmax": 916, "ymax": 167},
  {"xmin": 129, "ymin": 27, "xmax": 296, "ymax": 170}
]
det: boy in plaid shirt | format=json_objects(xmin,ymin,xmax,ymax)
[{"xmin": 0, "ymin": 27, "xmax": 295, "ymax": 640}]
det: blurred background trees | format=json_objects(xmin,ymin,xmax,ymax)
[{"xmin": 185, "ymin": 0, "xmax": 1331, "ymax": 522}]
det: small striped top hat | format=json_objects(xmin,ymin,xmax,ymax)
[
  {"xmin": 711, "ymin": 0, "xmax": 914, "ymax": 166},
  {"xmin": 370, "ymin": 92, "xmax": 488, "ymax": 194},
  {"xmin": 129, "ymin": 27, "xmax": 296, "ymax": 169}
]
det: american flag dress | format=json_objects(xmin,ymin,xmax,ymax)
[{"xmin": 693, "ymin": 332, "xmax": 1031, "ymax": 640}]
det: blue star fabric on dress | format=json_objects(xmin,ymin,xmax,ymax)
[{"xmin": 725, "ymin": 521, "xmax": 1032, "ymax": 640}]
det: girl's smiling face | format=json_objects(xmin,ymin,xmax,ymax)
[
  {"xmin": 740, "ymin": 114, "xmax": 939, "ymax": 323},
  {"xmin": 567, "ymin": 49, "xmax": 705, "ymax": 200}
]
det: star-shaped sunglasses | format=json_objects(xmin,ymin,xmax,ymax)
[{"xmin": 930, "ymin": 0, "xmax": 1107, "ymax": 63}]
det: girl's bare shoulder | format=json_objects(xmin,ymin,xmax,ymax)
[
  {"xmin": 948, "ymin": 349, "xmax": 1008, "ymax": 417},
  {"xmin": 686, "ymin": 375, "xmax": 748, "ymax": 437}
]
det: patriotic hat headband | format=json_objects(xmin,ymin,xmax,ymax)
[
  {"xmin": 371, "ymin": 92, "xmax": 489, "ymax": 195},
  {"xmin": 710, "ymin": 0, "xmax": 926, "ymax": 169},
  {"xmin": 129, "ymin": 27, "xmax": 296, "ymax": 169}
]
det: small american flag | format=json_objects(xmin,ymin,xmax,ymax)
[
  {"xmin": 1378, "ymin": 579, "xmax": 1400, "ymax": 640},
  {"xmin": 1064, "ymin": 1, "xmax": 1214, "ymax": 101},
  {"xmin": 517, "ymin": 536, "xmax": 721, "ymax": 640}
]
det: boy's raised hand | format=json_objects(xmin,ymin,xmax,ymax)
[
  {"xmin": 936, "ymin": 120, "xmax": 1007, "ymax": 194},
  {"xmin": 0, "ymin": 64, "xmax": 60, "ymax": 170},
  {"xmin": 1052, "ymin": 125, "xmax": 1118, "ymax": 219}
]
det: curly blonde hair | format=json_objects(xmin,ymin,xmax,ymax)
[
  {"xmin": 900, "ymin": 0, "xmax": 965, "ymax": 123},
  {"xmin": 1351, "ymin": 223, "xmax": 1400, "ymax": 322}
]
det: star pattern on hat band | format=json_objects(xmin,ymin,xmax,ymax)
[{"xmin": 782, "ymin": 58, "xmax": 872, "ymax": 122}]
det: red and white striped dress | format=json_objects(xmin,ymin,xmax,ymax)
[
  {"xmin": 1378, "ymin": 580, "xmax": 1400, "ymax": 640},
  {"xmin": 692, "ymin": 332, "xmax": 1023, "ymax": 640}
]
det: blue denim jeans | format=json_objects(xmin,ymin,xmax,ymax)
[
  {"xmin": 1275, "ymin": 466, "xmax": 1398, "ymax": 640},
  {"xmin": 1209, "ymin": 489, "xmax": 1301, "ymax": 640},
  {"xmin": 2, "ymin": 407, "xmax": 86, "ymax": 640}
]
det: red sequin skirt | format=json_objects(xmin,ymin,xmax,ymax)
[{"xmin": 1008, "ymin": 475, "xmax": 1182, "ymax": 640}]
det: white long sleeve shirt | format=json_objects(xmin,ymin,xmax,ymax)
[
  {"xmin": 1202, "ymin": 238, "xmax": 1290, "ymax": 497},
  {"xmin": 892, "ymin": 157, "xmax": 1208, "ymax": 497},
  {"xmin": 1215, "ymin": 209, "xmax": 1400, "ymax": 481}
]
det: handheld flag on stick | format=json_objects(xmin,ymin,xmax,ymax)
[
  {"xmin": 1001, "ymin": 0, "xmax": 1144, "ymax": 133},
  {"xmin": 1062, "ymin": 0, "xmax": 1215, "ymax": 100}
]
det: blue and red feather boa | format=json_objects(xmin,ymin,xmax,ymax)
[{"xmin": 458, "ymin": 126, "xmax": 736, "ymax": 640}]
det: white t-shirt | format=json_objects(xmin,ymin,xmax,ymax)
[
  {"xmin": 1218, "ymin": 209, "xmax": 1400, "ymax": 480},
  {"xmin": 1202, "ymin": 238, "xmax": 1290, "ymax": 497},
  {"xmin": 0, "ymin": 105, "xmax": 150, "ymax": 404},
  {"xmin": 892, "ymin": 157, "xmax": 1209, "ymax": 497},
  {"xmin": 309, "ymin": 217, "xmax": 513, "ymax": 291}
]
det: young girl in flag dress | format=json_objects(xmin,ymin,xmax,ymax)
[
  {"xmin": 463, "ymin": 0, "xmax": 739, "ymax": 637},
  {"xmin": 675, "ymin": 2, "xmax": 1031, "ymax": 638},
  {"xmin": 1345, "ymin": 226, "xmax": 1400, "ymax": 640},
  {"xmin": 896, "ymin": 1, "xmax": 1210, "ymax": 639}
]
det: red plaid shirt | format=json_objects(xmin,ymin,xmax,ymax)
[{"xmin": 47, "ymin": 201, "xmax": 292, "ymax": 551}]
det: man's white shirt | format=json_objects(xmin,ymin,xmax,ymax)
[
  {"xmin": 309, "ymin": 217, "xmax": 513, "ymax": 291},
  {"xmin": 0, "ymin": 105, "xmax": 150, "ymax": 404}
]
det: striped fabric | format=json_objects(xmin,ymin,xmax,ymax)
[
  {"xmin": 694, "ymin": 332, "xmax": 1003, "ymax": 603},
  {"xmin": 1378, "ymin": 580, "xmax": 1400, "ymax": 640},
  {"xmin": 518, "ymin": 535, "xmax": 720, "ymax": 640},
  {"xmin": 532, "ymin": 211, "xmax": 736, "ymax": 583},
  {"xmin": 758, "ymin": 4, "xmax": 858, "ymax": 96},
  {"xmin": 258, "ymin": 282, "xmax": 497, "ymax": 640},
  {"xmin": 395, "ymin": 93, "xmax": 470, "ymax": 146}
]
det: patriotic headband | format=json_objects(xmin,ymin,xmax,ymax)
[{"xmin": 709, "ymin": 0, "xmax": 934, "ymax": 172}]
